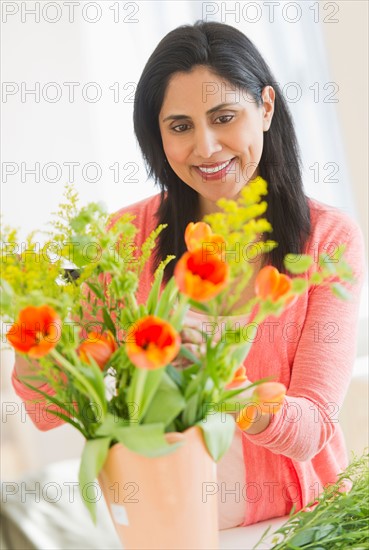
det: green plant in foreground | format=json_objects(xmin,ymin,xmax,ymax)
[{"xmin": 254, "ymin": 451, "xmax": 369, "ymax": 549}]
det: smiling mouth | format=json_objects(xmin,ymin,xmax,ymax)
[{"xmin": 196, "ymin": 158, "xmax": 236, "ymax": 174}]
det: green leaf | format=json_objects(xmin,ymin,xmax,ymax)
[
  {"xmin": 288, "ymin": 527, "xmax": 319, "ymax": 546},
  {"xmin": 79, "ymin": 437, "xmax": 111, "ymax": 523},
  {"xmin": 197, "ymin": 412, "xmax": 235, "ymax": 462},
  {"xmin": 178, "ymin": 344, "xmax": 202, "ymax": 366},
  {"xmin": 142, "ymin": 372, "xmax": 186, "ymax": 427},
  {"xmin": 51, "ymin": 349, "xmax": 107, "ymax": 421},
  {"xmin": 315, "ymin": 524, "xmax": 336, "ymax": 540},
  {"xmin": 155, "ymin": 276, "xmax": 179, "ymax": 318},
  {"xmin": 127, "ymin": 367, "xmax": 163, "ymax": 422},
  {"xmin": 75, "ymin": 358, "xmax": 108, "ymax": 418},
  {"xmin": 284, "ymin": 254, "xmax": 313, "ymax": 274},
  {"xmin": 291, "ymin": 278, "xmax": 309, "ymax": 293},
  {"xmin": 111, "ymin": 423, "xmax": 182, "ymax": 457},
  {"xmin": 68, "ymin": 235, "xmax": 93, "ymax": 267},
  {"xmin": 109, "ymin": 346, "xmax": 131, "ymax": 372},
  {"xmin": 84, "ymin": 281, "xmax": 105, "ymax": 302},
  {"xmin": 138, "ymin": 304, "xmax": 146, "ymax": 317},
  {"xmin": 310, "ymin": 272, "xmax": 323, "ymax": 285},
  {"xmin": 187, "ymin": 299, "xmax": 211, "ymax": 314},
  {"xmin": 94, "ymin": 413, "xmax": 130, "ymax": 437},
  {"xmin": 318, "ymin": 252, "xmax": 339, "ymax": 272},
  {"xmin": 331, "ymin": 283, "xmax": 351, "ymax": 301},
  {"xmin": 120, "ymin": 306, "xmax": 135, "ymax": 326},
  {"xmin": 146, "ymin": 269, "xmax": 164, "ymax": 315},
  {"xmin": 102, "ymin": 307, "xmax": 117, "ymax": 337},
  {"xmin": 147, "ymin": 261, "xmax": 176, "ymax": 317},
  {"xmin": 182, "ymin": 391, "xmax": 201, "ymax": 427},
  {"xmin": 170, "ymin": 293, "xmax": 190, "ymax": 332},
  {"xmin": 165, "ymin": 364, "xmax": 184, "ymax": 388},
  {"xmin": 184, "ymin": 370, "xmax": 204, "ymax": 400}
]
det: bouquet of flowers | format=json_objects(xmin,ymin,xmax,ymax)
[{"xmin": 1, "ymin": 178, "xmax": 354, "ymax": 523}]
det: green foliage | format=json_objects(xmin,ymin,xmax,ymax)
[
  {"xmin": 255, "ymin": 452, "xmax": 369, "ymax": 549},
  {"xmin": 197, "ymin": 412, "xmax": 235, "ymax": 461},
  {"xmin": 107, "ymin": 423, "xmax": 182, "ymax": 457},
  {"xmin": 142, "ymin": 372, "xmax": 186, "ymax": 428},
  {"xmin": 79, "ymin": 437, "xmax": 112, "ymax": 523},
  {"xmin": 284, "ymin": 254, "xmax": 314, "ymax": 274}
]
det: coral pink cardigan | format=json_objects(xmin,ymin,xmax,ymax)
[{"xmin": 12, "ymin": 193, "xmax": 366, "ymax": 526}]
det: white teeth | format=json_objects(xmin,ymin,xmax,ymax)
[{"xmin": 197, "ymin": 158, "xmax": 233, "ymax": 174}]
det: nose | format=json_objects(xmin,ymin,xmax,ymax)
[{"xmin": 193, "ymin": 125, "xmax": 222, "ymax": 159}]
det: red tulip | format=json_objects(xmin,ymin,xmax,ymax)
[
  {"xmin": 226, "ymin": 365, "xmax": 248, "ymax": 389},
  {"xmin": 78, "ymin": 331, "xmax": 118, "ymax": 370},
  {"xmin": 184, "ymin": 222, "xmax": 225, "ymax": 255},
  {"xmin": 6, "ymin": 305, "xmax": 61, "ymax": 358},
  {"xmin": 126, "ymin": 315, "xmax": 181, "ymax": 370},
  {"xmin": 174, "ymin": 249, "xmax": 229, "ymax": 302},
  {"xmin": 255, "ymin": 266, "xmax": 296, "ymax": 305}
]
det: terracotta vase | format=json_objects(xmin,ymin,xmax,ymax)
[{"xmin": 98, "ymin": 425, "xmax": 219, "ymax": 550}]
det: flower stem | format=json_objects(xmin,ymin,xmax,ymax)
[
  {"xmin": 50, "ymin": 349, "xmax": 106, "ymax": 421},
  {"xmin": 130, "ymin": 367, "xmax": 147, "ymax": 424}
]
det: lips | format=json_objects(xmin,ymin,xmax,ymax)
[
  {"xmin": 196, "ymin": 158, "xmax": 234, "ymax": 173},
  {"xmin": 193, "ymin": 157, "xmax": 237, "ymax": 181}
]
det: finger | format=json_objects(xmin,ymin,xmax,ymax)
[
  {"xmin": 181, "ymin": 327, "xmax": 204, "ymax": 344},
  {"xmin": 171, "ymin": 357, "xmax": 192, "ymax": 370}
]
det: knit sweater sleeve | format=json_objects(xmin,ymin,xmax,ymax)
[{"xmin": 242, "ymin": 213, "xmax": 366, "ymax": 461}]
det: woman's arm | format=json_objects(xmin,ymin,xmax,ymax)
[
  {"xmin": 242, "ymin": 222, "xmax": 366, "ymax": 460},
  {"xmin": 14, "ymin": 353, "xmax": 46, "ymax": 388},
  {"xmin": 12, "ymin": 354, "xmax": 66, "ymax": 431}
]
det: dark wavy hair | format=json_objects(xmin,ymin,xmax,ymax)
[{"xmin": 133, "ymin": 20, "xmax": 311, "ymax": 281}]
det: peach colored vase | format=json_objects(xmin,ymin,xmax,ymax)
[{"xmin": 98, "ymin": 425, "xmax": 219, "ymax": 550}]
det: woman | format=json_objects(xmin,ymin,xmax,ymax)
[{"xmin": 13, "ymin": 21, "xmax": 365, "ymax": 529}]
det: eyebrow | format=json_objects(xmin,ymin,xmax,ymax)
[{"xmin": 162, "ymin": 102, "xmax": 239, "ymax": 122}]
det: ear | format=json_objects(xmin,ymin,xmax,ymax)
[{"xmin": 261, "ymin": 86, "xmax": 275, "ymax": 132}]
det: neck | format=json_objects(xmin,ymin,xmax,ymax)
[{"xmin": 198, "ymin": 196, "xmax": 222, "ymax": 218}]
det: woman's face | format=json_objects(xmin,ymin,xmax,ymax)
[{"xmin": 159, "ymin": 66, "xmax": 275, "ymax": 216}]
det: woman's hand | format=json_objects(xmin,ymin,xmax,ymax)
[
  {"xmin": 244, "ymin": 412, "xmax": 271, "ymax": 435},
  {"xmin": 171, "ymin": 325, "xmax": 205, "ymax": 370}
]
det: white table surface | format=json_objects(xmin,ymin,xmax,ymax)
[{"xmin": 219, "ymin": 516, "xmax": 288, "ymax": 549}]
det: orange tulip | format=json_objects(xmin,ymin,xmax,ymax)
[
  {"xmin": 78, "ymin": 331, "xmax": 118, "ymax": 370},
  {"xmin": 255, "ymin": 266, "xmax": 296, "ymax": 305},
  {"xmin": 236, "ymin": 403, "xmax": 260, "ymax": 431},
  {"xmin": 6, "ymin": 305, "xmax": 61, "ymax": 358},
  {"xmin": 126, "ymin": 315, "xmax": 181, "ymax": 370},
  {"xmin": 174, "ymin": 249, "xmax": 229, "ymax": 302},
  {"xmin": 226, "ymin": 365, "xmax": 248, "ymax": 389},
  {"xmin": 252, "ymin": 381, "xmax": 286, "ymax": 414},
  {"xmin": 184, "ymin": 222, "xmax": 225, "ymax": 255}
]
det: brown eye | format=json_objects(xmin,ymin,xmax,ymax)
[
  {"xmin": 214, "ymin": 115, "xmax": 234, "ymax": 124},
  {"xmin": 172, "ymin": 123, "xmax": 190, "ymax": 133}
]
